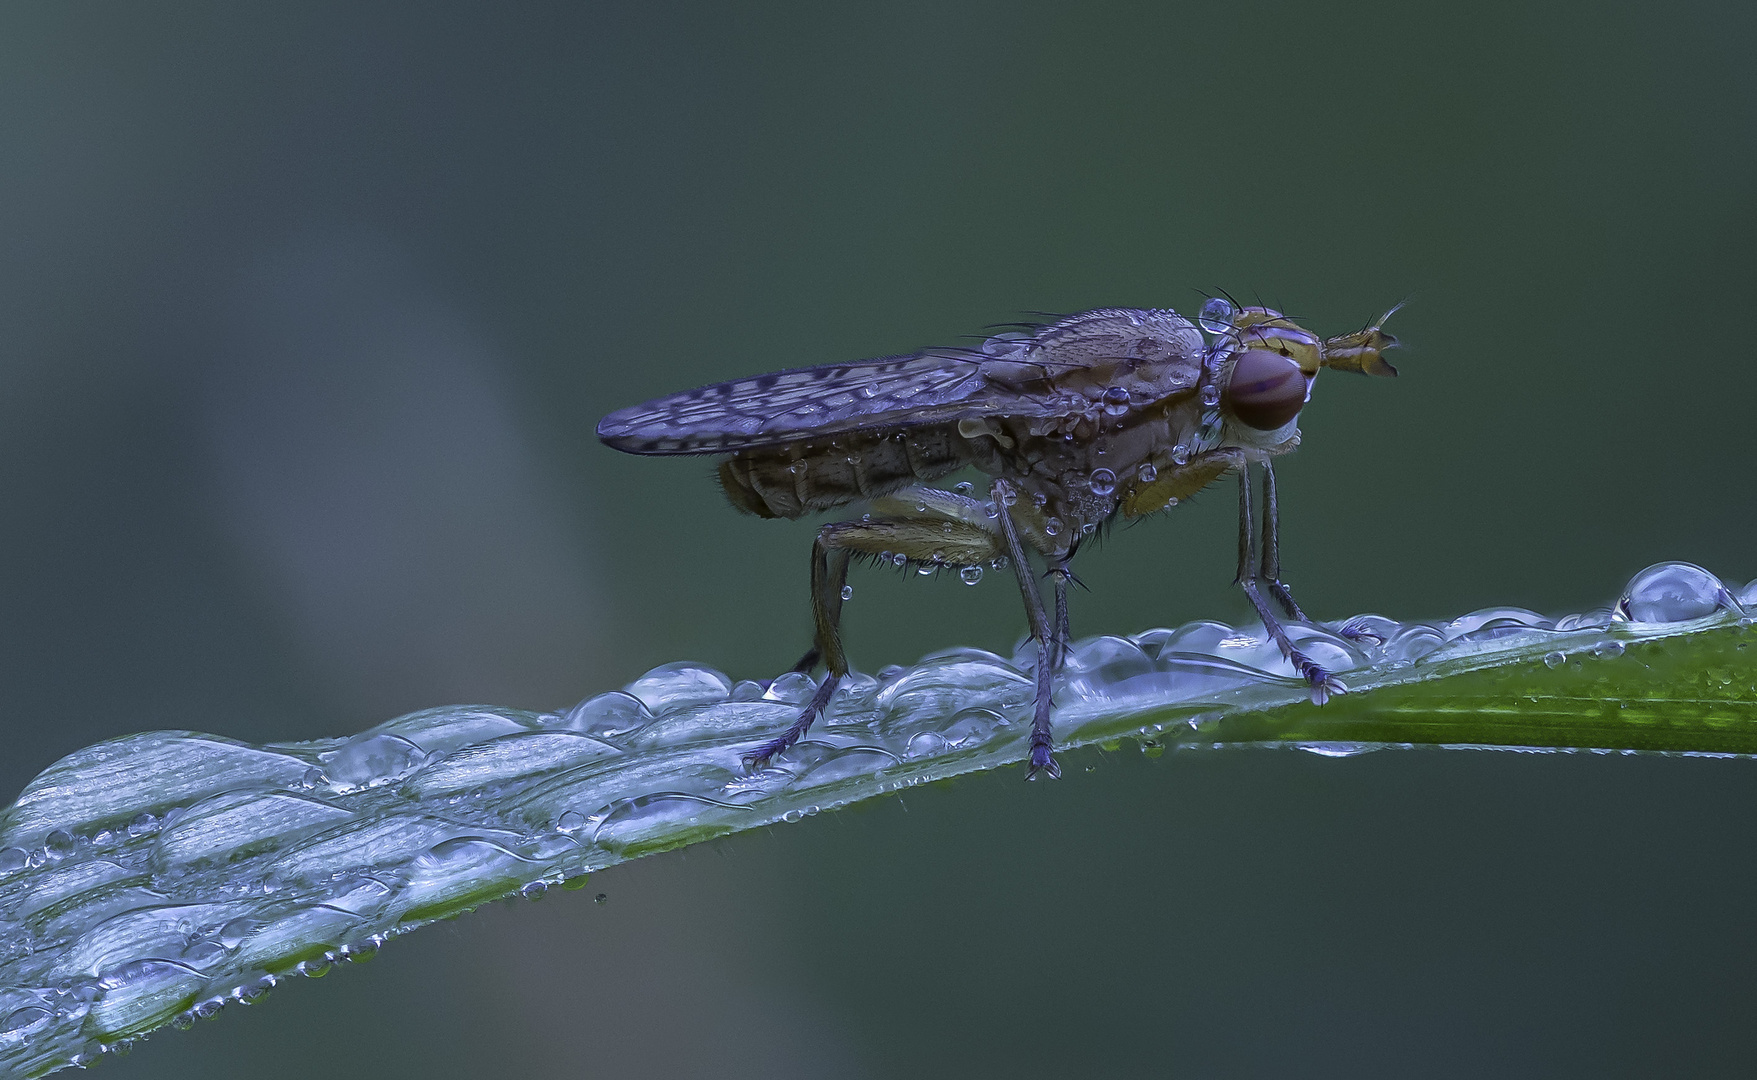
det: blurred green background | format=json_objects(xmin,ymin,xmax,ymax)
[{"xmin": 2, "ymin": 1, "xmax": 1755, "ymax": 1076}]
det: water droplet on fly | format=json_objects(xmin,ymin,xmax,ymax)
[
  {"xmin": 954, "ymin": 482, "xmax": 974, "ymax": 495},
  {"xmin": 1101, "ymin": 386, "xmax": 1131, "ymax": 416},
  {"xmin": 841, "ymin": 584, "xmax": 854, "ymax": 601},
  {"xmin": 1044, "ymin": 518, "xmax": 1063, "ymax": 536},
  {"xmin": 1200, "ymin": 384, "xmax": 1221, "ymax": 406},
  {"xmin": 1198, "ymin": 297, "xmax": 1236, "ymax": 336},
  {"xmin": 1089, "ymin": 468, "xmax": 1117, "ymax": 496},
  {"xmin": 1171, "ymin": 444, "xmax": 1190, "ymax": 466},
  {"xmin": 892, "ymin": 553, "xmax": 907, "ymax": 568},
  {"xmin": 960, "ymin": 566, "xmax": 983, "ymax": 585},
  {"xmin": 1137, "ymin": 464, "xmax": 1157, "ymax": 483},
  {"xmin": 917, "ymin": 564, "xmax": 935, "ymax": 576}
]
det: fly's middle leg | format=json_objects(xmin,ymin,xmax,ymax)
[
  {"xmin": 992, "ymin": 479, "xmax": 1061, "ymax": 780},
  {"xmin": 1236, "ymin": 462, "xmax": 1345, "ymax": 705}
]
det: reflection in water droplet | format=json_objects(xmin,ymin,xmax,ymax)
[
  {"xmin": 960, "ymin": 566, "xmax": 983, "ymax": 585},
  {"xmin": 1089, "ymin": 468, "xmax": 1117, "ymax": 496},
  {"xmin": 1171, "ymin": 444, "xmax": 1190, "ymax": 466},
  {"xmin": 841, "ymin": 585, "xmax": 854, "ymax": 601},
  {"xmin": 1200, "ymin": 384, "xmax": 1221, "ymax": 406},
  {"xmin": 1543, "ymin": 651, "xmax": 1565, "ymax": 668},
  {"xmin": 893, "ymin": 553, "xmax": 908, "ymax": 567},
  {"xmin": 1137, "ymin": 464, "xmax": 1157, "ymax": 483},
  {"xmin": 1044, "ymin": 518, "xmax": 1062, "ymax": 536}
]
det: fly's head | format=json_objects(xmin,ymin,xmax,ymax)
[{"xmin": 1205, "ymin": 302, "xmax": 1402, "ymax": 447}]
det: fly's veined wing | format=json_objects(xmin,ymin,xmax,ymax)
[{"xmin": 595, "ymin": 308, "xmax": 1204, "ymax": 455}]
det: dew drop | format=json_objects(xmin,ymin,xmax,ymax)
[
  {"xmin": 1543, "ymin": 651, "xmax": 1565, "ymax": 668},
  {"xmin": 841, "ymin": 585, "xmax": 854, "ymax": 601},
  {"xmin": 43, "ymin": 829, "xmax": 73, "ymax": 861},
  {"xmin": 1592, "ymin": 640, "xmax": 1625, "ymax": 658},
  {"xmin": 960, "ymin": 566, "xmax": 983, "ymax": 585},
  {"xmin": 1137, "ymin": 463, "xmax": 1157, "ymax": 483},
  {"xmin": 892, "ymin": 553, "xmax": 907, "ymax": 568},
  {"xmin": 1089, "ymin": 468, "xmax": 1117, "ymax": 496},
  {"xmin": 954, "ymin": 481, "xmax": 974, "ymax": 495},
  {"xmin": 1044, "ymin": 518, "xmax": 1063, "ymax": 536},
  {"xmin": 594, "ymin": 893, "xmax": 608, "ymax": 904},
  {"xmin": 0, "ymin": 847, "xmax": 27, "ymax": 875},
  {"xmin": 917, "ymin": 564, "xmax": 935, "ymax": 576},
  {"xmin": 1171, "ymin": 444, "xmax": 1191, "ymax": 466},
  {"xmin": 1101, "ymin": 386, "xmax": 1131, "ymax": 416},
  {"xmin": 1198, "ymin": 297, "xmax": 1236, "ymax": 336},
  {"xmin": 1617, "ymin": 562, "xmax": 1729, "ymax": 623},
  {"xmin": 1200, "ymin": 384, "xmax": 1221, "ymax": 406}
]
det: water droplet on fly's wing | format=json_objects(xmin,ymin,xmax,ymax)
[
  {"xmin": 841, "ymin": 584, "xmax": 854, "ymax": 601},
  {"xmin": 1616, "ymin": 561, "xmax": 1731, "ymax": 623},
  {"xmin": 1089, "ymin": 468, "xmax": 1117, "ymax": 496},
  {"xmin": 1198, "ymin": 297, "xmax": 1236, "ymax": 336},
  {"xmin": 1137, "ymin": 464, "xmax": 1157, "ymax": 483},
  {"xmin": 960, "ymin": 566, "xmax": 983, "ymax": 585}
]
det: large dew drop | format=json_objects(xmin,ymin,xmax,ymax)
[{"xmin": 1616, "ymin": 562, "xmax": 1732, "ymax": 623}]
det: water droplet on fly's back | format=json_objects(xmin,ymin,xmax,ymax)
[
  {"xmin": 960, "ymin": 566, "xmax": 983, "ymax": 585},
  {"xmin": 1200, "ymin": 384, "xmax": 1221, "ymax": 406},
  {"xmin": 1102, "ymin": 386, "xmax": 1131, "ymax": 416},
  {"xmin": 1044, "ymin": 518, "xmax": 1063, "ymax": 536},
  {"xmin": 1198, "ymin": 297, "xmax": 1236, "ymax": 336},
  {"xmin": 1137, "ymin": 464, "xmax": 1157, "ymax": 483},
  {"xmin": 841, "ymin": 584, "xmax": 854, "ymax": 601},
  {"xmin": 1089, "ymin": 468, "xmax": 1117, "ymax": 496}
]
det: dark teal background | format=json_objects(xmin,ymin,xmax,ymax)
[{"xmin": 2, "ymin": 2, "xmax": 1755, "ymax": 1076}]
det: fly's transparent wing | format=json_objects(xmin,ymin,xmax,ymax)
[{"xmin": 596, "ymin": 308, "xmax": 1204, "ymax": 455}]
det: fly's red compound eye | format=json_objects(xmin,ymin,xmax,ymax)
[{"xmin": 1223, "ymin": 349, "xmax": 1306, "ymax": 430}]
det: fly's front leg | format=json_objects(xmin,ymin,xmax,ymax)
[
  {"xmin": 992, "ymin": 479, "xmax": 1061, "ymax": 780},
  {"xmin": 1260, "ymin": 462, "xmax": 1381, "ymax": 646},
  {"xmin": 1258, "ymin": 462, "xmax": 1309, "ymax": 623},
  {"xmin": 746, "ymin": 535, "xmax": 851, "ymax": 768},
  {"xmin": 1236, "ymin": 463, "xmax": 1345, "ymax": 705}
]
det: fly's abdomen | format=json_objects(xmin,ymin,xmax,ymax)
[{"xmin": 718, "ymin": 425, "xmax": 974, "ymax": 519}]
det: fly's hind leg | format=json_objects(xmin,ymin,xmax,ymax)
[
  {"xmin": 1237, "ymin": 462, "xmax": 1346, "ymax": 705},
  {"xmin": 746, "ymin": 536, "xmax": 852, "ymax": 769},
  {"xmin": 744, "ymin": 503, "xmax": 1007, "ymax": 770}
]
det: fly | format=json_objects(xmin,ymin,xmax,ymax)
[{"xmin": 597, "ymin": 298, "xmax": 1401, "ymax": 778}]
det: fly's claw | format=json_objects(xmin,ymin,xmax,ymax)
[
  {"xmin": 742, "ymin": 709, "xmax": 817, "ymax": 771},
  {"xmin": 1336, "ymin": 617, "xmax": 1386, "ymax": 646},
  {"xmin": 1026, "ymin": 738, "xmax": 1061, "ymax": 780},
  {"xmin": 1291, "ymin": 652, "xmax": 1347, "ymax": 706}
]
